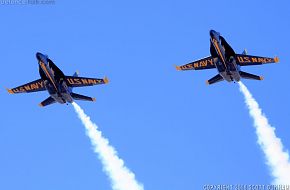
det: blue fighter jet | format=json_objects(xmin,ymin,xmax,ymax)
[
  {"xmin": 7, "ymin": 52, "xmax": 109, "ymax": 107},
  {"xmin": 176, "ymin": 30, "xmax": 279, "ymax": 85}
]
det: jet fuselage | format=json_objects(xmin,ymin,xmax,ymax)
[
  {"xmin": 209, "ymin": 30, "xmax": 240, "ymax": 82},
  {"xmin": 36, "ymin": 52, "xmax": 73, "ymax": 104}
]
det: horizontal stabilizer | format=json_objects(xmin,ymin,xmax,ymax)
[
  {"xmin": 239, "ymin": 71, "xmax": 263, "ymax": 81},
  {"xmin": 39, "ymin": 96, "xmax": 56, "ymax": 107},
  {"xmin": 206, "ymin": 74, "xmax": 224, "ymax": 85},
  {"xmin": 71, "ymin": 92, "xmax": 96, "ymax": 102}
]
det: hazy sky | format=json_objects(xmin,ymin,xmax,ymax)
[{"xmin": 1, "ymin": 0, "xmax": 290, "ymax": 189}]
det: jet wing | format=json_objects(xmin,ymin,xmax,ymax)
[
  {"xmin": 6, "ymin": 79, "xmax": 46, "ymax": 94},
  {"xmin": 176, "ymin": 56, "xmax": 216, "ymax": 71},
  {"xmin": 236, "ymin": 54, "xmax": 279, "ymax": 66},
  {"xmin": 65, "ymin": 76, "xmax": 109, "ymax": 87}
]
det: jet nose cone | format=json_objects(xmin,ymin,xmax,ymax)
[
  {"xmin": 210, "ymin": 29, "xmax": 216, "ymax": 36},
  {"xmin": 36, "ymin": 52, "xmax": 43, "ymax": 60}
]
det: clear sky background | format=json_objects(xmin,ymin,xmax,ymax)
[{"xmin": 1, "ymin": 0, "xmax": 290, "ymax": 189}]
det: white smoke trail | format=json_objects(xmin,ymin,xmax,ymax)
[
  {"xmin": 72, "ymin": 102, "xmax": 144, "ymax": 190},
  {"xmin": 238, "ymin": 82, "xmax": 290, "ymax": 184}
]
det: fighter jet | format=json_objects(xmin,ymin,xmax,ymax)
[
  {"xmin": 6, "ymin": 52, "xmax": 109, "ymax": 107},
  {"xmin": 175, "ymin": 30, "xmax": 279, "ymax": 85}
]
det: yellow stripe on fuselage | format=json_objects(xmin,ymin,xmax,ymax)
[
  {"xmin": 212, "ymin": 38, "xmax": 227, "ymax": 69},
  {"xmin": 40, "ymin": 61, "xmax": 58, "ymax": 91}
]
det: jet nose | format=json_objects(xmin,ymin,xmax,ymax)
[
  {"xmin": 36, "ymin": 52, "xmax": 48, "ymax": 64},
  {"xmin": 210, "ymin": 29, "xmax": 216, "ymax": 36},
  {"xmin": 36, "ymin": 52, "xmax": 43, "ymax": 60}
]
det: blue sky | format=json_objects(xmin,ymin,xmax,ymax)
[{"xmin": 1, "ymin": 0, "xmax": 290, "ymax": 189}]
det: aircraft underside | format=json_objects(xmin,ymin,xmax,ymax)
[
  {"xmin": 176, "ymin": 31, "xmax": 278, "ymax": 86},
  {"xmin": 6, "ymin": 52, "xmax": 109, "ymax": 107},
  {"xmin": 220, "ymin": 70, "xmax": 241, "ymax": 82}
]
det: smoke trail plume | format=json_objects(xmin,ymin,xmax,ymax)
[
  {"xmin": 238, "ymin": 82, "xmax": 290, "ymax": 184},
  {"xmin": 72, "ymin": 102, "xmax": 144, "ymax": 190}
]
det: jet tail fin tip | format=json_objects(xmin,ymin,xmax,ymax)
[
  {"xmin": 242, "ymin": 49, "xmax": 248, "ymax": 55},
  {"xmin": 73, "ymin": 71, "xmax": 79, "ymax": 77}
]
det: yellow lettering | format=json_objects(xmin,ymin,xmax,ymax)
[
  {"xmin": 96, "ymin": 79, "xmax": 103, "ymax": 84},
  {"xmin": 24, "ymin": 85, "xmax": 31, "ymax": 91},
  {"xmin": 30, "ymin": 83, "xmax": 39, "ymax": 90},
  {"xmin": 244, "ymin": 57, "xmax": 250, "ymax": 63},
  {"xmin": 74, "ymin": 78, "xmax": 81, "ymax": 84},
  {"xmin": 81, "ymin": 79, "xmax": 88, "ymax": 84},
  {"xmin": 181, "ymin": 65, "xmax": 193, "ymax": 70},
  {"xmin": 208, "ymin": 58, "xmax": 214, "ymax": 65},
  {"xmin": 67, "ymin": 78, "xmax": 74, "ymax": 85},
  {"xmin": 199, "ymin": 60, "xmax": 207, "ymax": 67},
  {"xmin": 258, "ymin": 58, "xmax": 266, "ymax": 63},
  {"xmin": 88, "ymin": 79, "xmax": 97, "ymax": 84},
  {"xmin": 19, "ymin": 87, "xmax": 25, "ymax": 92},
  {"xmin": 13, "ymin": 89, "xmax": 20, "ymax": 93},
  {"xmin": 266, "ymin": 58, "xmax": 272, "ymax": 63},
  {"xmin": 38, "ymin": 81, "xmax": 44, "ymax": 88},
  {"xmin": 251, "ymin": 57, "xmax": 258, "ymax": 62},
  {"xmin": 237, "ymin": 56, "xmax": 244, "ymax": 63},
  {"xmin": 194, "ymin": 63, "xmax": 199, "ymax": 68}
]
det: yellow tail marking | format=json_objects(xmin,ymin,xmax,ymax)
[
  {"xmin": 6, "ymin": 88, "xmax": 14, "ymax": 94},
  {"xmin": 104, "ymin": 77, "xmax": 109, "ymax": 84},
  {"xmin": 175, "ymin": 65, "xmax": 181, "ymax": 70}
]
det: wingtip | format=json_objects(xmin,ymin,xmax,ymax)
[
  {"xmin": 38, "ymin": 103, "xmax": 44, "ymax": 107},
  {"xmin": 104, "ymin": 77, "xmax": 109, "ymax": 84},
  {"xmin": 175, "ymin": 65, "xmax": 181, "ymax": 71},
  {"xmin": 92, "ymin": 98, "xmax": 96, "ymax": 102},
  {"xmin": 274, "ymin": 56, "xmax": 279, "ymax": 63},
  {"xmin": 260, "ymin": 76, "xmax": 264, "ymax": 80},
  {"xmin": 206, "ymin": 81, "xmax": 209, "ymax": 85},
  {"xmin": 6, "ymin": 88, "xmax": 14, "ymax": 94}
]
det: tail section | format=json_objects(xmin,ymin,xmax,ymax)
[
  {"xmin": 39, "ymin": 96, "xmax": 56, "ymax": 107},
  {"xmin": 206, "ymin": 74, "xmax": 224, "ymax": 85},
  {"xmin": 239, "ymin": 71, "xmax": 264, "ymax": 81},
  {"xmin": 71, "ymin": 92, "xmax": 96, "ymax": 102},
  {"xmin": 70, "ymin": 71, "xmax": 96, "ymax": 102},
  {"xmin": 68, "ymin": 71, "xmax": 79, "ymax": 92}
]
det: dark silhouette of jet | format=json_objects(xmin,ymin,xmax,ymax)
[
  {"xmin": 176, "ymin": 30, "xmax": 279, "ymax": 85},
  {"xmin": 7, "ymin": 52, "xmax": 109, "ymax": 107}
]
